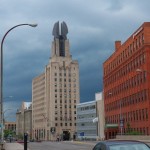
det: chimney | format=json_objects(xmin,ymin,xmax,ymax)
[{"xmin": 115, "ymin": 41, "xmax": 121, "ymax": 51}]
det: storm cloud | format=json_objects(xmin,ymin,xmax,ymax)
[{"xmin": 0, "ymin": 0, "xmax": 150, "ymax": 121}]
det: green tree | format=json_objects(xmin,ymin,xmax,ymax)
[{"xmin": 4, "ymin": 129, "xmax": 15, "ymax": 139}]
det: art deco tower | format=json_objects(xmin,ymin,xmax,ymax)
[{"xmin": 32, "ymin": 21, "xmax": 80, "ymax": 140}]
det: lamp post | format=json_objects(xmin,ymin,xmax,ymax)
[{"xmin": 0, "ymin": 23, "xmax": 37, "ymax": 144}]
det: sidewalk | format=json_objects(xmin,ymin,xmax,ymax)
[{"xmin": 5, "ymin": 142, "xmax": 30, "ymax": 150}]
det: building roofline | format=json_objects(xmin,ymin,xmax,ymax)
[{"xmin": 77, "ymin": 100, "xmax": 96, "ymax": 106}]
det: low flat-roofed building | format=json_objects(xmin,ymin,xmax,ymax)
[
  {"xmin": 76, "ymin": 92, "xmax": 105, "ymax": 140},
  {"xmin": 77, "ymin": 100, "xmax": 97, "ymax": 140}
]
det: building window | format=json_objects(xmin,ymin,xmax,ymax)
[
  {"xmin": 142, "ymin": 33, "xmax": 144, "ymax": 44},
  {"xmin": 142, "ymin": 109, "xmax": 145, "ymax": 120}
]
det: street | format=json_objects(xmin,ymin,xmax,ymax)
[{"xmin": 28, "ymin": 141, "xmax": 96, "ymax": 150}]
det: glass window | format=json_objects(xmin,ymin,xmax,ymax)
[{"xmin": 109, "ymin": 143, "xmax": 150, "ymax": 150}]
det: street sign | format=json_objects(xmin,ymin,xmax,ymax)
[
  {"xmin": 120, "ymin": 118, "xmax": 124, "ymax": 127},
  {"xmin": 80, "ymin": 132, "xmax": 84, "ymax": 136}
]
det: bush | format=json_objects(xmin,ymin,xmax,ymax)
[{"xmin": 126, "ymin": 131, "xmax": 143, "ymax": 135}]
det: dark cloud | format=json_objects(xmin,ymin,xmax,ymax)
[{"xmin": 0, "ymin": 0, "xmax": 150, "ymax": 121}]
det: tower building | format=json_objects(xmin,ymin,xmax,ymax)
[{"xmin": 32, "ymin": 21, "xmax": 80, "ymax": 140}]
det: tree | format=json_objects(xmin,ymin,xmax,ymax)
[{"xmin": 4, "ymin": 129, "xmax": 15, "ymax": 139}]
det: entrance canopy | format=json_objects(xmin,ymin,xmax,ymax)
[{"xmin": 105, "ymin": 124, "xmax": 118, "ymax": 128}]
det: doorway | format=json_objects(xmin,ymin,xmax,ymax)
[{"xmin": 63, "ymin": 131, "xmax": 70, "ymax": 141}]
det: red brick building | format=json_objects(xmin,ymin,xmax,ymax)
[{"xmin": 103, "ymin": 22, "xmax": 150, "ymax": 139}]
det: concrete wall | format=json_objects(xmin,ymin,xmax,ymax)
[{"xmin": 116, "ymin": 135, "xmax": 150, "ymax": 140}]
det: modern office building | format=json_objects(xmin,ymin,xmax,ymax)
[
  {"xmin": 103, "ymin": 22, "xmax": 150, "ymax": 139},
  {"xmin": 76, "ymin": 100, "xmax": 97, "ymax": 140},
  {"xmin": 32, "ymin": 21, "xmax": 80, "ymax": 141},
  {"xmin": 76, "ymin": 92, "xmax": 105, "ymax": 140},
  {"xmin": 16, "ymin": 102, "xmax": 32, "ymax": 139}
]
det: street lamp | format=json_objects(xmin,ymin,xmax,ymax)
[
  {"xmin": 0, "ymin": 23, "xmax": 37, "ymax": 144},
  {"xmin": 3, "ymin": 108, "xmax": 13, "ymax": 114},
  {"xmin": 3, "ymin": 96, "xmax": 13, "ymax": 100},
  {"xmin": 0, "ymin": 96, "xmax": 13, "ymax": 104},
  {"xmin": 136, "ymin": 68, "xmax": 143, "ymax": 73}
]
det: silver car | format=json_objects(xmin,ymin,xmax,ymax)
[{"xmin": 92, "ymin": 140, "xmax": 150, "ymax": 150}]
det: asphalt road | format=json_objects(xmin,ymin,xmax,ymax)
[{"xmin": 28, "ymin": 141, "xmax": 96, "ymax": 150}]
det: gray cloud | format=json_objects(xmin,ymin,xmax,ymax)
[{"xmin": 0, "ymin": 0, "xmax": 150, "ymax": 121}]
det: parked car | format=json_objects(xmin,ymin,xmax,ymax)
[{"xmin": 92, "ymin": 140, "xmax": 150, "ymax": 150}]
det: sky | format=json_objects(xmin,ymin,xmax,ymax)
[{"xmin": 0, "ymin": 0, "xmax": 150, "ymax": 121}]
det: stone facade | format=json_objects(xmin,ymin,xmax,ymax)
[
  {"xmin": 4, "ymin": 122, "xmax": 16, "ymax": 131},
  {"xmin": 16, "ymin": 102, "xmax": 32, "ymax": 139},
  {"xmin": 32, "ymin": 22, "xmax": 80, "ymax": 141}
]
